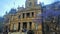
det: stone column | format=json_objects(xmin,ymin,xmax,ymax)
[
  {"xmin": 21, "ymin": 14, "xmax": 22, "ymax": 18},
  {"xmin": 20, "ymin": 22, "xmax": 23, "ymax": 32},
  {"xmin": 12, "ymin": 16, "xmax": 13, "ymax": 21},
  {"xmin": 30, "ymin": 13, "xmax": 32, "ymax": 18},
  {"xmin": 25, "ymin": 13, "xmax": 26, "ymax": 18},
  {"xmin": 27, "ymin": 22, "xmax": 29, "ymax": 30},
  {"xmin": 12, "ymin": 24, "xmax": 14, "ymax": 31}
]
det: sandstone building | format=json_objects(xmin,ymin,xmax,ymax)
[{"xmin": 4, "ymin": 0, "xmax": 42, "ymax": 34}]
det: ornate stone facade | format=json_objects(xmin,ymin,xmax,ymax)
[{"xmin": 4, "ymin": 0, "xmax": 42, "ymax": 34}]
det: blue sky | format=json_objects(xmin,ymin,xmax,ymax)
[{"xmin": 0, "ymin": 0, "xmax": 56, "ymax": 17}]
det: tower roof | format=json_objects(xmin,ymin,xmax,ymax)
[
  {"xmin": 8, "ymin": 8, "xmax": 17, "ymax": 14},
  {"xmin": 25, "ymin": 0, "xmax": 37, "ymax": 8}
]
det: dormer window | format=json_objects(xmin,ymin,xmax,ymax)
[{"xmin": 29, "ymin": 2, "xmax": 32, "ymax": 7}]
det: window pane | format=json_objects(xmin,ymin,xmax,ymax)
[
  {"xmin": 18, "ymin": 23, "xmax": 20, "ymax": 31},
  {"xmin": 29, "ymin": 22, "xmax": 32, "ymax": 29},
  {"xmin": 26, "ymin": 13, "xmax": 30, "ymax": 17},
  {"xmin": 32, "ymin": 12, "xmax": 34, "ymax": 17},
  {"xmin": 23, "ymin": 13, "xmax": 25, "ymax": 18}
]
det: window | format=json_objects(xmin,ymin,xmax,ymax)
[
  {"xmin": 18, "ymin": 23, "xmax": 20, "ymax": 31},
  {"xmin": 29, "ymin": 22, "xmax": 32, "ymax": 29},
  {"xmin": 6, "ymin": 26, "xmax": 8, "ymax": 32},
  {"xmin": 22, "ymin": 22, "xmax": 27, "ymax": 32},
  {"xmin": 29, "ymin": 2, "xmax": 32, "ymax": 6},
  {"xmin": 23, "ymin": 13, "xmax": 25, "ymax": 18},
  {"xmin": 46, "ymin": 25, "xmax": 49, "ymax": 32},
  {"xmin": 23, "ymin": 22, "xmax": 27, "ymax": 29},
  {"xmin": 32, "ymin": 12, "xmax": 34, "ymax": 17},
  {"xmin": 26, "ymin": 13, "xmax": 30, "ymax": 17},
  {"xmin": 34, "ymin": 1, "xmax": 37, "ymax": 6},
  {"xmin": 18, "ymin": 15, "xmax": 20, "ymax": 18},
  {"xmin": 58, "ymin": 15, "xmax": 60, "ymax": 24}
]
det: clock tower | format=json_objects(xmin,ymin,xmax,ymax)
[{"xmin": 25, "ymin": 0, "xmax": 37, "ymax": 8}]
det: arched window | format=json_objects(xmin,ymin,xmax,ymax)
[{"xmin": 29, "ymin": 2, "xmax": 32, "ymax": 6}]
